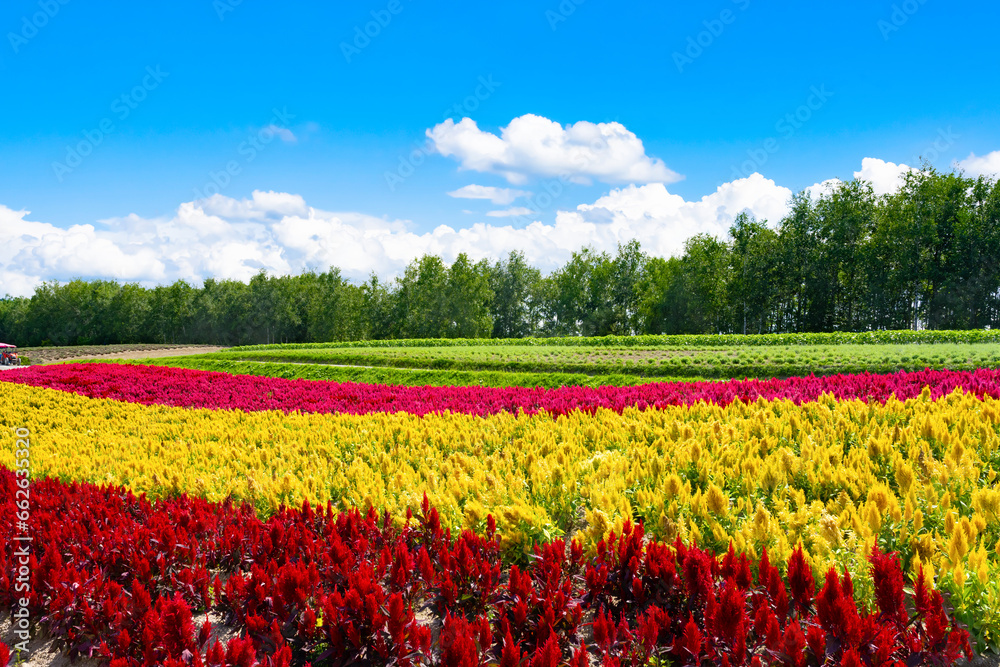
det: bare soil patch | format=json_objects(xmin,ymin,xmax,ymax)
[
  {"xmin": 23, "ymin": 345, "xmax": 226, "ymax": 365},
  {"xmin": 1, "ymin": 617, "xmax": 101, "ymax": 667}
]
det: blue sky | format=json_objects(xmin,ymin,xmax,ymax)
[{"xmin": 1, "ymin": 0, "xmax": 999, "ymax": 295}]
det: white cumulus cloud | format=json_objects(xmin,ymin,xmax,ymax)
[
  {"xmin": 802, "ymin": 178, "xmax": 842, "ymax": 201},
  {"xmin": 853, "ymin": 157, "xmax": 920, "ymax": 196},
  {"xmin": 0, "ymin": 176, "xmax": 789, "ymax": 297},
  {"xmin": 555, "ymin": 174, "xmax": 793, "ymax": 258},
  {"xmin": 428, "ymin": 114, "xmax": 682, "ymax": 185},
  {"xmin": 956, "ymin": 150, "xmax": 1000, "ymax": 178},
  {"xmin": 800, "ymin": 158, "xmax": 921, "ymax": 199}
]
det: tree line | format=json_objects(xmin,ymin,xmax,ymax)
[{"xmin": 1, "ymin": 167, "xmax": 998, "ymax": 347}]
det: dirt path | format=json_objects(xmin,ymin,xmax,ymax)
[{"xmin": 38, "ymin": 346, "xmax": 226, "ymax": 364}]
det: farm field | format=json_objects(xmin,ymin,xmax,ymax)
[
  {"xmin": 198, "ymin": 341, "xmax": 1000, "ymax": 380},
  {"xmin": 139, "ymin": 330, "xmax": 1000, "ymax": 388},
  {"xmin": 2, "ymin": 331, "xmax": 999, "ymax": 665}
]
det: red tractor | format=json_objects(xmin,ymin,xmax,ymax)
[{"xmin": 0, "ymin": 343, "xmax": 21, "ymax": 366}]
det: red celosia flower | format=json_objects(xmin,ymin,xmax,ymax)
[
  {"xmin": 500, "ymin": 630, "xmax": 523, "ymax": 667},
  {"xmin": 204, "ymin": 640, "xmax": 225, "ymax": 667},
  {"xmin": 716, "ymin": 580, "xmax": 747, "ymax": 645},
  {"xmin": 816, "ymin": 568, "xmax": 843, "ymax": 632},
  {"xmin": 806, "ymin": 624, "xmax": 825, "ymax": 662},
  {"xmin": 758, "ymin": 547, "xmax": 773, "ymax": 588},
  {"xmin": 787, "ymin": 546, "xmax": 814, "ymax": 616},
  {"xmin": 412, "ymin": 625, "xmax": 433, "ymax": 653},
  {"xmin": 840, "ymin": 567, "xmax": 854, "ymax": 601},
  {"xmin": 774, "ymin": 584, "xmax": 789, "ymax": 623},
  {"xmin": 868, "ymin": 547, "xmax": 906, "ymax": 627},
  {"xmin": 783, "ymin": 622, "xmax": 807, "ymax": 667},
  {"xmin": 271, "ymin": 645, "xmax": 292, "ymax": 667},
  {"xmin": 417, "ymin": 546, "xmax": 435, "ymax": 586},
  {"xmin": 840, "ymin": 647, "xmax": 862, "ymax": 667},
  {"xmin": 301, "ymin": 607, "xmax": 318, "ymax": 641},
  {"xmin": 224, "ymin": 637, "xmax": 257, "ymax": 667},
  {"xmin": 386, "ymin": 594, "xmax": 408, "ymax": 645},
  {"xmin": 593, "ymin": 608, "xmax": 614, "ymax": 648},
  {"xmin": 765, "ymin": 612, "xmax": 782, "ymax": 652},
  {"xmin": 439, "ymin": 614, "xmax": 480, "ymax": 667},
  {"xmin": 913, "ymin": 566, "xmax": 931, "ymax": 616},
  {"xmin": 683, "ymin": 546, "xmax": 713, "ymax": 608},
  {"xmin": 947, "ymin": 628, "xmax": 974, "ymax": 662},
  {"xmin": 679, "ymin": 613, "xmax": 702, "ymax": 666},
  {"xmin": 198, "ymin": 620, "xmax": 212, "ymax": 649},
  {"xmin": 873, "ymin": 625, "xmax": 897, "ymax": 666},
  {"xmin": 635, "ymin": 607, "xmax": 660, "ymax": 652},
  {"xmin": 512, "ymin": 598, "xmax": 529, "ymax": 628},
  {"xmin": 476, "ymin": 614, "xmax": 493, "ymax": 654},
  {"xmin": 531, "ymin": 635, "xmax": 561, "ymax": 667}
]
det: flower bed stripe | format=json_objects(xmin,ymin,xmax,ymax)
[{"xmin": 2, "ymin": 363, "xmax": 999, "ymax": 416}]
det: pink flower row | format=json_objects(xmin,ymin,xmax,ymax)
[{"xmin": 2, "ymin": 363, "xmax": 998, "ymax": 416}]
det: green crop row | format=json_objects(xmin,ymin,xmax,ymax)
[{"xmin": 229, "ymin": 329, "xmax": 1000, "ymax": 352}]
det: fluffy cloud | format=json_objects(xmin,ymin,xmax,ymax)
[
  {"xmin": 197, "ymin": 190, "xmax": 309, "ymax": 220},
  {"xmin": 0, "ymin": 204, "xmax": 167, "ymax": 292},
  {"xmin": 802, "ymin": 178, "xmax": 842, "ymax": 201},
  {"xmin": 799, "ymin": 158, "xmax": 919, "ymax": 199},
  {"xmin": 555, "ymin": 174, "xmax": 793, "ymax": 258},
  {"xmin": 447, "ymin": 184, "xmax": 530, "ymax": 205},
  {"xmin": 853, "ymin": 157, "xmax": 919, "ymax": 196},
  {"xmin": 429, "ymin": 114, "xmax": 682, "ymax": 185},
  {"xmin": 956, "ymin": 150, "xmax": 1000, "ymax": 177},
  {"xmin": 0, "ymin": 174, "xmax": 793, "ymax": 297}
]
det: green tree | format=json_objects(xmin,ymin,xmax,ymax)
[
  {"xmin": 488, "ymin": 251, "xmax": 542, "ymax": 338},
  {"xmin": 445, "ymin": 254, "xmax": 493, "ymax": 338},
  {"xmin": 607, "ymin": 240, "xmax": 649, "ymax": 335},
  {"xmin": 110, "ymin": 283, "xmax": 152, "ymax": 343},
  {"xmin": 637, "ymin": 256, "xmax": 684, "ymax": 334},
  {"xmin": 396, "ymin": 255, "xmax": 449, "ymax": 338},
  {"xmin": 678, "ymin": 234, "xmax": 730, "ymax": 333},
  {"xmin": 727, "ymin": 213, "xmax": 779, "ymax": 334}
]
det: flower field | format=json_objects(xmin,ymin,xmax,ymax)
[{"xmin": 2, "ymin": 359, "xmax": 1000, "ymax": 664}]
